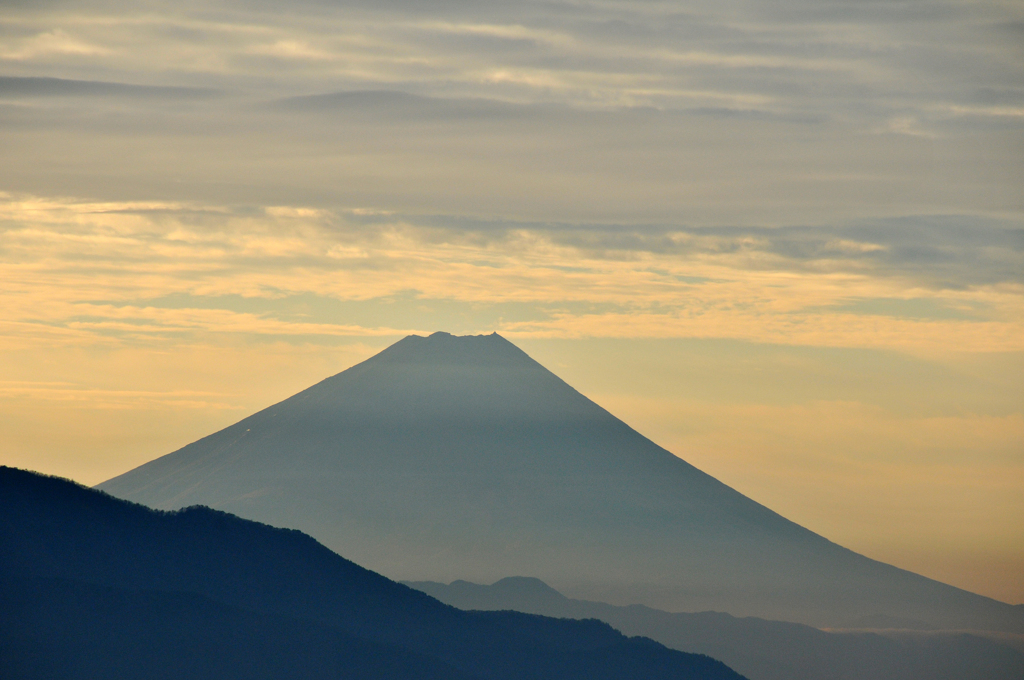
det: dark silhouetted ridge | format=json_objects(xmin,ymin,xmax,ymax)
[{"xmin": 1, "ymin": 466, "xmax": 744, "ymax": 680}]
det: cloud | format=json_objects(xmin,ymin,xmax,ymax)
[
  {"xmin": 1, "ymin": 194, "xmax": 1021, "ymax": 356},
  {"xmin": 0, "ymin": 28, "xmax": 112, "ymax": 61},
  {"xmin": 440, "ymin": 214, "xmax": 1024, "ymax": 288},
  {"xmin": 0, "ymin": 76, "xmax": 219, "ymax": 99},
  {"xmin": 0, "ymin": 1, "xmax": 1018, "ymax": 233},
  {"xmin": 0, "ymin": 0, "xmax": 1018, "ymax": 125},
  {"xmin": 269, "ymin": 89, "xmax": 531, "ymax": 121}
]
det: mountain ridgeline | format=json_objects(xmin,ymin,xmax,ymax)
[
  {"xmin": 0, "ymin": 466, "xmax": 742, "ymax": 680},
  {"xmin": 406, "ymin": 577, "xmax": 1024, "ymax": 680},
  {"xmin": 99, "ymin": 332, "xmax": 1023, "ymax": 631}
]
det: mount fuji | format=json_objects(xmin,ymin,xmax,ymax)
[{"xmin": 99, "ymin": 332, "xmax": 1022, "ymax": 632}]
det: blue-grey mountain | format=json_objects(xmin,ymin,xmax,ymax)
[{"xmin": 99, "ymin": 332, "xmax": 1023, "ymax": 632}]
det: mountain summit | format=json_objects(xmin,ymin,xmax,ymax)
[{"xmin": 99, "ymin": 332, "xmax": 1021, "ymax": 631}]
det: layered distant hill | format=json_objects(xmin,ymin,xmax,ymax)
[
  {"xmin": 99, "ymin": 332, "xmax": 1023, "ymax": 631},
  {"xmin": 406, "ymin": 577, "xmax": 1024, "ymax": 680},
  {"xmin": 0, "ymin": 467, "xmax": 740, "ymax": 680}
]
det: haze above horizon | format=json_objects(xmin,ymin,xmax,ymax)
[{"xmin": 1, "ymin": 0, "xmax": 1021, "ymax": 604}]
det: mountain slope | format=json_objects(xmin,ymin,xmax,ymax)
[
  {"xmin": 0, "ymin": 466, "xmax": 742, "ymax": 680},
  {"xmin": 2, "ymin": 577, "xmax": 470, "ymax": 680},
  {"xmin": 406, "ymin": 577, "xmax": 1024, "ymax": 680},
  {"xmin": 98, "ymin": 332, "xmax": 1022, "ymax": 631}
]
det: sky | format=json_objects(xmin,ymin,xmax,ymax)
[{"xmin": 1, "ymin": 0, "xmax": 1022, "ymax": 603}]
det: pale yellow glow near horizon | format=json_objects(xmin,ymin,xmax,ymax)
[
  {"xmin": 1, "ymin": 194, "xmax": 1022, "ymax": 604},
  {"xmin": 593, "ymin": 393, "xmax": 1024, "ymax": 604}
]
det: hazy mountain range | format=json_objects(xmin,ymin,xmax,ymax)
[
  {"xmin": 98, "ymin": 332, "xmax": 1023, "ymax": 633},
  {"xmin": 406, "ymin": 577, "xmax": 1024, "ymax": 680},
  {"xmin": 0, "ymin": 466, "xmax": 741, "ymax": 680}
]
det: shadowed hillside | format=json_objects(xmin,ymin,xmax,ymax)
[
  {"xmin": 0, "ymin": 466, "xmax": 743, "ymax": 680},
  {"xmin": 98, "ymin": 332, "xmax": 1023, "ymax": 631},
  {"xmin": 2, "ymin": 577, "xmax": 470, "ymax": 680}
]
